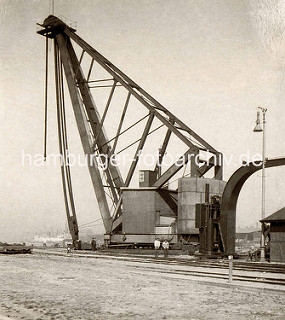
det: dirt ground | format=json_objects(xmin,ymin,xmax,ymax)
[{"xmin": 0, "ymin": 253, "xmax": 284, "ymax": 320}]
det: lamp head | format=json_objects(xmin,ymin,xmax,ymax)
[
  {"xmin": 253, "ymin": 109, "xmax": 263, "ymax": 132},
  {"xmin": 253, "ymin": 123, "xmax": 263, "ymax": 132}
]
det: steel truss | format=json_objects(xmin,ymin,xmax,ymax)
[{"xmin": 37, "ymin": 15, "xmax": 223, "ymax": 239}]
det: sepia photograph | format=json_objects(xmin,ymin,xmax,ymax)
[{"xmin": 1, "ymin": 0, "xmax": 285, "ymax": 319}]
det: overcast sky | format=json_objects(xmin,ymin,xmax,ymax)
[{"xmin": 1, "ymin": 0, "xmax": 285, "ymax": 242}]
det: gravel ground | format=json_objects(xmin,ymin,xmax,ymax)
[{"xmin": 0, "ymin": 253, "xmax": 284, "ymax": 320}]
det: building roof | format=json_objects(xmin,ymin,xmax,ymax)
[{"xmin": 261, "ymin": 207, "xmax": 285, "ymax": 222}]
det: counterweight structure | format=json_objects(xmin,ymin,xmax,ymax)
[{"xmin": 37, "ymin": 16, "xmax": 224, "ymax": 248}]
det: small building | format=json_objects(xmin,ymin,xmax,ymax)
[{"xmin": 261, "ymin": 207, "xmax": 285, "ymax": 263}]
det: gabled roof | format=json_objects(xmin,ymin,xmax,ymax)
[{"xmin": 261, "ymin": 207, "xmax": 285, "ymax": 222}]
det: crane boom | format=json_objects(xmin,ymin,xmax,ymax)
[{"xmin": 37, "ymin": 15, "xmax": 223, "ymax": 243}]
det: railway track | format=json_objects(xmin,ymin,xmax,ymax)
[
  {"xmin": 74, "ymin": 249, "xmax": 285, "ymax": 274},
  {"xmin": 130, "ymin": 264, "xmax": 285, "ymax": 286},
  {"xmin": 160, "ymin": 258, "xmax": 285, "ymax": 274},
  {"xmin": 34, "ymin": 249, "xmax": 285, "ymax": 288}
]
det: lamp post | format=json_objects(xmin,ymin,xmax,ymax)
[{"xmin": 253, "ymin": 107, "xmax": 267, "ymax": 262}]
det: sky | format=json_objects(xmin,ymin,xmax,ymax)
[{"xmin": 1, "ymin": 0, "xmax": 285, "ymax": 242}]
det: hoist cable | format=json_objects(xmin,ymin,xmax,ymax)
[
  {"xmin": 54, "ymin": 42, "xmax": 72, "ymax": 233},
  {"xmin": 54, "ymin": 41, "xmax": 78, "ymax": 242}
]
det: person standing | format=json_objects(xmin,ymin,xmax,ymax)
[
  {"xmin": 249, "ymin": 245, "xmax": 255, "ymax": 261},
  {"xmin": 91, "ymin": 238, "xmax": 97, "ymax": 251},
  {"xmin": 162, "ymin": 239, "xmax": 169, "ymax": 258},
  {"xmin": 67, "ymin": 242, "xmax": 72, "ymax": 254},
  {"xmin": 154, "ymin": 238, "xmax": 161, "ymax": 258}
]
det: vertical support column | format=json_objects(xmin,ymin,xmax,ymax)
[
  {"xmin": 215, "ymin": 153, "xmax": 223, "ymax": 180},
  {"xmin": 206, "ymin": 205, "xmax": 213, "ymax": 255},
  {"xmin": 56, "ymin": 34, "xmax": 112, "ymax": 233},
  {"xmin": 205, "ymin": 183, "xmax": 210, "ymax": 203},
  {"xmin": 125, "ymin": 113, "xmax": 154, "ymax": 186},
  {"xmin": 44, "ymin": 36, "xmax": 49, "ymax": 161},
  {"xmin": 111, "ymin": 92, "xmax": 131, "ymax": 154},
  {"xmin": 93, "ymin": 80, "xmax": 117, "ymax": 147},
  {"xmin": 190, "ymin": 147, "xmax": 199, "ymax": 177},
  {"xmin": 87, "ymin": 58, "xmax": 94, "ymax": 82},
  {"xmin": 155, "ymin": 119, "xmax": 174, "ymax": 178},
  {"xmin": 260, "ymin": 110, "xmax": 267, "ymax": 262},
  {"xmin": 228, "ymin": 255, "xmax": 233, "ymax": 283}
]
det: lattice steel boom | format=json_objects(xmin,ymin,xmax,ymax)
[{"xmin": 37, "ymin": 15, "xmax": 223, "ymax": 242}]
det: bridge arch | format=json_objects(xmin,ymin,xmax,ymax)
[{"xmin": 220, "ymin": 157, "xmax": 285, "ymax": 254}]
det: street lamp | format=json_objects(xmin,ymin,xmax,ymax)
[{"xmin": 253, "ymin": 107, "xmax": 267, "ymax": 262}]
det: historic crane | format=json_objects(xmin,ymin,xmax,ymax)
[{"xmin": 37, "ymin": 15, "xmax": 223, "ymax": 248}]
